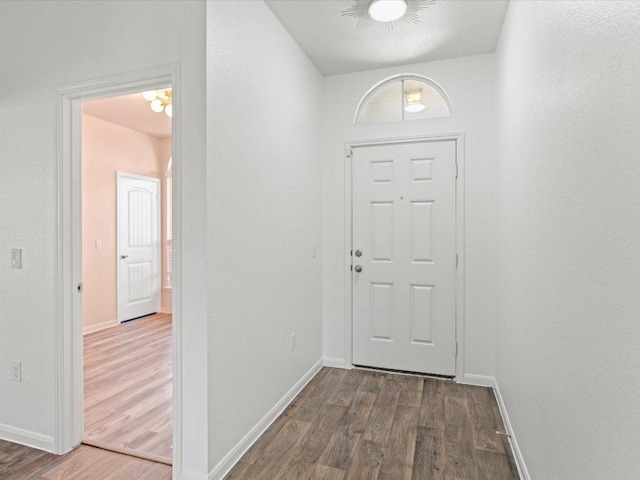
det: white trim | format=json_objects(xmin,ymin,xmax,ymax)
[
  {"xmin": 180, "ymin": 471, "xmax": 207, "ymax": 480},
  {"xmin": 492, "ymin": 378, "xmax": 531, "ymax": 480},
  {"xmin": 0, "ymin": 424, "xmax": 55, "ymax": 452},
  {"xmin": 207, "ymin": 358, "xmax": 324, "ymax": 480},
  {"xmin": 343, "ymin": 133, "xmax": 466, "ymax": 381},
  {"xmin": 461, "ymin": 375, "xmax": 530, "ymax": 480},
  {"xmin": 116, "ymin": 171, "xmax": 162, "ymax": 323},
  {"xmin": 462, "ymin": 373, "xmax": 495, "ymax": 388},
  {"xmin": 82, "ymin": 319, "xmax": 118, "ymax": 335},
  {"xmin": 54, "ymin": 65, "xmax": 184, "ymax": 477},
  {"xmin": 323, "ymin": 356, "xmax": 350, "ymax": 369},
  {"xmin": 343, "ymin": 145, "xmax": 354, "ymax": 369}
]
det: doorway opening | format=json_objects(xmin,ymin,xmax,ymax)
[{"xmin": 80, "ymin": 90, "xmax": 173, "ymax": 464}]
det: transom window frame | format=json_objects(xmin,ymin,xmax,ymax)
[{"xmin": 354, "ymin": 73, "xmax": 454, "ymax": 125}]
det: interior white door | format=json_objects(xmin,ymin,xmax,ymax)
[
  {"xmin": 352, "ymin": 140, "xmax": 457, "ymax": 376},
  {"xmin": 117, "ymin": 172, "xmax": 161, "ymax": 322}
]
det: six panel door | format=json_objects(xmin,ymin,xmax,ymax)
[{"xmin": 352, "ymin": 140, "xmax": 457, "ymax": 376}]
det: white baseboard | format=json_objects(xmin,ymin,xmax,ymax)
[
  {"xmin": 462, "ymin": 374, "xmax": 530, "ymax": 480},
  {"xmin": 491, "ymin": 378, "xmax": 531, "ymax": 480},
  {"xmin": 83, "ymin": 318, "xmax": 118, "ymax": 335},
  {"xmin": 179, "ymin": 470, "xmax": 207, "ymax": 480},
  {"xmin": 0, "ymin": 423, "xmax": 55, "ymax": 452},
  {"xmin": 207, "ymin": 358, "xmax": 324, "ymax": 480},
  {"xmin": 462, "ymin": 373, "xmax": 496, "ymax": 387},
  {"xmin": 323, "ymin": 356, "xmax": 350, "ymax": 368}
]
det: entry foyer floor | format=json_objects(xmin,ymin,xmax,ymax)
[{"xmin": 225, "ymin": 367, "xmax": 519, "ymax": 480}]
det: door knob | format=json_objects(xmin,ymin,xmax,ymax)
[
  {"xmin": 121, "ymin": 255, "xmax": 129, "ymax": 259},
  {"xmin": 354, "ymin": 265, "xmax": 363, "ymax": 273},
  {"xmin": 355, "ymin": 249, "xmax": 363, "ymax": 257}
]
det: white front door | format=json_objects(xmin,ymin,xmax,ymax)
[
  {"xmin": 352, "ymin": 140, "xmax": 457, "ymax": 376},
  {"xmin": 117, "ymin": 172, "xmax": 161, "ymax": 322}
]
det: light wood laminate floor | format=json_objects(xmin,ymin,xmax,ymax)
[
  {"xmin": 0, "ymin": 440, "xmax": 171, "ymax": 480},
  {"xmin": 225, "ymin": 367, "xmax": 519, "ymax": 480},
  {"xmin": 83, "ymin": 313, "xmax": 172, "ymax": 464}
]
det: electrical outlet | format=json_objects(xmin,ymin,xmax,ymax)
[
  {"xmin": 290, "ymin": 333, "xmax": 296, "ymax": 351},
  {"xmin": 11, "ymin": 361, "xmax": 21, "ymax": 382},
  {"xmin": 95, "ymin": 240, "xmax": 103, "ymax": 250}
]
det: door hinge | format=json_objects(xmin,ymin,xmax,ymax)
[
  {"xmin": 77, "ymin": 282, "xmax": 83, "ymax": 293},
  {"xmin": 455, "ymin": 342, "xmax": 458, "ymax": 356},
  {"xmin": 347, "ymin": 147, "xmax": 353, "ymax": 158},
  {"xmin": 455, "ymin": 254, "xmax": 459, "ymax": 268},
  {"xmin": 455, "ymin": 161, "xmax": 459, "ymax": 179}
]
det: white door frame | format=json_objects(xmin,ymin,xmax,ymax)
[
  {"xmin": 343, "ymin": 133, "xmax": 466, "ymax": 381},
  {"xmin": 116, "ymin": 172, "xmax": 162, "ymax": 323},
  {"xmin": 54, "ymin": 65, "xmax": 184, "ymax": 476}
]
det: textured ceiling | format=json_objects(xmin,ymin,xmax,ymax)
[
  {"xmin": 265, "ymin": 0, "xmax": 509, "ymax": 75},
  {"xmin": 83, "ymin": 92, "xmax": 172, "ymax": 139}
]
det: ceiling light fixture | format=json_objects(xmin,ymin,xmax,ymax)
[
  {"xmin": 142, "ymin": 89, "xmax": 173, "ymax": 118},
  {"xmin": 405, "ymin": 89, "xmax": 426, "ymax": 113},
  {"xmin": 368, "ymin": 0, "xmax": 408, "ymax": 22},
  {"xmin": 342, "ymin": 0, "xmax": 435, "ymax": 30}
]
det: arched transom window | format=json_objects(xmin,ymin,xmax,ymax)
[{"xmin": 355, "ymin": 74, "xmax": 453, "ymax": 124}]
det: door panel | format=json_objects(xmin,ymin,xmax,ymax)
[
  {"xmin": 371, "ymin": 201, "xmax": 394, "ymax": 262},
  {"xmin": 410, "ymin": 200, "xmax": 434, "ymax": 263},
  {"xmin": 410, "ymin": 284, "xmax": 434, "ymax": 344},
  {"xmin": 352, "ymin": 140, "xmax": 457, "ymax": 376},
  {"xmin": 370, "ymin": 282, "xmax": 394, "ymax": 340},
  {"xmin": 117, "ymin": 173, "xmax": 161, "ymax": 322}
]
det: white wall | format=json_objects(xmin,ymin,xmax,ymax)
[
  {"xmin": 322, "ymin": 54, "xmax": 497, "ymax": 377},
  {"xmin": 206, "ymin": 0, "xmax": 324, "ymax": 473},
  {"xmin": 495, "ymin": 1, "xmax": 640, "ymax": 478},
  {"xmin": 0, "ymin": 1, "xmax": 208, "ymax": 476}
]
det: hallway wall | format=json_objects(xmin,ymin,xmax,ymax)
[
  {"xmin": 321, "ymin": 54, "xmax": 498, "ymax": 377},
  {"xmin": 495, "ymin": 1, "xmax": 640, "ymax": 477},
  {"xmin": 0, "ymin": 1, "xmax": 207, "ymax": 475},
  {"xmin": 207, "ymin": 0, "xmax": 324, "ymax": 473}
]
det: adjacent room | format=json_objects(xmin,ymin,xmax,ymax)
[{"xmin": 81, "ymin": 90, "xmax": 173, "ymax": 463}]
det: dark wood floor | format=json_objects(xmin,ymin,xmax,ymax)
[
  {"xmin": 83, "ymin": 313, "xmax": 172, "ymax": 464},
  {"xmin": 0, "ymin": 440, "xmax": 171, "ymax": 480},
  {"xmin": 225, "ymin": 367, "xmax": 519, "ymax": 480}
]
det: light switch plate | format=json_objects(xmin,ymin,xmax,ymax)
[
  {"xmin": 11, "ymin": 361, "xmax": 21, "ymax": 382},
  {"xmin": 11, "ymin": 249, "xmax": 22, "ymax": 269}
]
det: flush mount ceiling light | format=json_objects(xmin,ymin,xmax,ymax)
[
  {"xmin": 405, "ymin": 89, "xmax": 426, "ymax": 113},
  {"xmin": 142, "ymin": 89, "xmax": 173, "ymax": 118},
  {"xmin": 368, "ymin": 0, "xmax": 407, "ymax": 22},
  {"xmin": 342, "ymin": 0, "xmax": 435, "ymax": 30}
]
